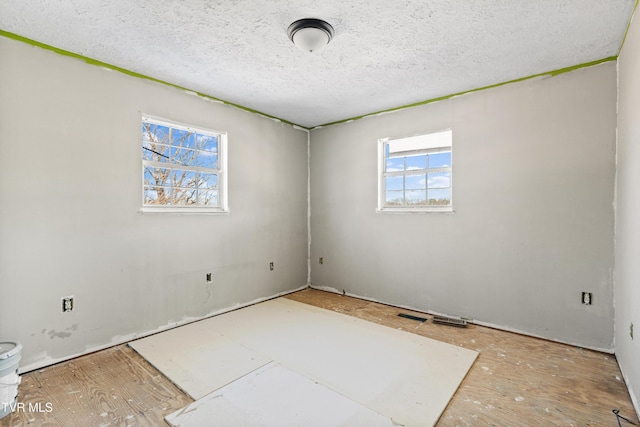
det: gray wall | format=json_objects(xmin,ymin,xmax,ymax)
[
  {"xmin": 310, "ymin": 62, "xmax": 617, "ymax": 350},
  {"xmin": 0, "ymin": 37, "xmax": 309, "ymax": 370},
  {"xmin": 615, "ymin": 9, "xmax": 640, "ymax": 414},
  {"xmin": 0, "ymin": 32, "xmax": 624, "ymax": 373}
]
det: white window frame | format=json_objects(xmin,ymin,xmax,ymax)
[
  {"xmin": 377, "ymin": 129, "xmax": 453, "ymax": 213},
  {"xmin": 140, "ymin": 115, "xmax": 228, "ymax": 214}
]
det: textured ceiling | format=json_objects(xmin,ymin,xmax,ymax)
[{"xmin": 0, "ymin": 1, "xmax": 635, "ymax": 128}]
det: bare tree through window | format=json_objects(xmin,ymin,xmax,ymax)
[{"xmin": 142, "ymin": 118, "xmax": 224, "ymax": 209}]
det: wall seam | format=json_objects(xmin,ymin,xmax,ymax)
[
  {"xmin": 307, "ymin": 129, "xmax": 312, "ymax": 286},
  {"xmin": 613, "ymin": 58, "xmax": 620, "ymax": 352}
]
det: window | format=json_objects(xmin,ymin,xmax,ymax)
[
  {"xmin": 378, "ymin": 130, "xmax": 452, "ymax": 212},
  {"xmin": 141, "ymin": 116, "xmax": 228, "ymax": 212}
]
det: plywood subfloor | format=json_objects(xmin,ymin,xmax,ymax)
[
  {"xmin": 1, "ymin": 288, "xmax": 637, "ymax": 426},
  {"xmin": 288, "ymin": 289, "xmax": 639, "ymax": 426},
  {"xmin": 0, "ymin": 345, "xmax": 192, "ymax": 427},
  {"xmin": 131, "ymin": 298, "xmax": 478, "ymax": 427}
]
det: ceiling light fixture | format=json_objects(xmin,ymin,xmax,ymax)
[{"xmin": 287, "ymin": 18, "xmax": 334, "ymax": 53}]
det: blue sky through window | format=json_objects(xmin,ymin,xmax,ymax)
[
  {"xmin": 383, "ymin": 134, "xmax": 452, "ymax": 208},
  {"xmin": 142, "ymin": 118, "xmax": 223, "ymax": 208}
]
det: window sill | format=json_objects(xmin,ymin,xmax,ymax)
[
  {"xmin": 376, "ymin": 207, "xmax": 454, "ymax": 214},
  {"xmin": 139, "ymin": 207, "xmax": 230, "ymax": 215}
]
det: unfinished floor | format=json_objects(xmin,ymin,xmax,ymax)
[{"xmin": 1, "ymin": 288, "xmax": 637, "ymax": 426}]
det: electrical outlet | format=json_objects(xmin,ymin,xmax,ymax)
[
  {"xmin": 269, "ymin": 262, "xmax": 274, "ymax": 271},
  {"xmin": 581, "ymin": 292, "xmax": 592, "ymax": 305},
  {"xmin": 319, "ymin": 257, "xmax": 323, "ymax": 264},
  {"xmin": 206, "ymin": 273, "xmax": 212, "ymax": 283},
  {"xmin": 62, "ymin": 296, "xmax": 74, "ymax": 313}
]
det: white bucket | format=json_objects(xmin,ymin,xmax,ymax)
[{"xmin": 0, "ymin": 342, "xmax": 22, "ymax": 420}]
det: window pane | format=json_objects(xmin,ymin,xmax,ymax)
[
  {"xmin": 385, "ymin": 176, "xmax": 403, "ymax": 191},
  {"xmin": 172, "ymin": 187, "xmax": 197, "ymax": 205},
  {"xmin": 428, "ymin": 189, "xmax": 451, "ymax": 205},
  {"xmin": 142, "ymin": 123, "xmax": 170, "ymax": 144},
  {"xmin": 427, "ymin": 172, "xmax": 451, "ymax": 189},
  {"xmin": 406, "ymin": 154, "xmax": 427, "ymax": 171},
  {"xmin": 144, "ymin": 167, "xmax": 172, "ymax": 187},
  {"xmin": 143, "ymin": 166, "xmax": 154, "ymax": 183},
  {"xmin": 195, "ymin": 151, "xmax": 218, "ymax": 169},
  {"xmin": 142, "ymin": 118, "xmax": 225, "ymax": 209},
  {"xmin": 196, "ymin": 134, "xmax": 218, "ymax": 152},
  {"xmin": 198, "ymin": 173, "xmax": 218, "ymax": 190},
  {"xmin": 170, "ymin": 147, "xmax": 196, "ymax": 166},
  {"xmin": 405, "ymin": 174, "xmax": 426, "ymax": 190},
  {"xmin": 171, "ymin": 169, "xmax": 197, "ymax": 189},
  {"xmin": 143, "ymin": 187, "xmax": 158, "ymax": 204},
  {"xmin": 143, "ymin": 143, "xmax": 170, "ymax": 162},
  {"xmin": 171, "ymin": 128, "xmax": 195, "ymax": 148},
  {"xmin": 144, "ymin": 186, "xmax": 172, "ymax": 205},
  {"xmin": 386, "ymin": 157, "xmax": 404, "ymax": 172},
  {"xmin": 429, "ymin": 151, "xmax": 451, "ymax": 168},
  {"xmin": 197, "ymin": 190, "xmax": 219, "ymax": 206},
  {"xmin": 406, "ymin": 190, "xmax": 427, "ymax": 206},
  {"xmin": 385, "ymin": 191, "xmax": 404, "ymax": 206},
  {"xmin": 142, "ymin": 143, "xmax": 154, "ymax": 161}
]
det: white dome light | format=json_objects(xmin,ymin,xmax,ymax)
[{"xmin": 287, "ymin": 18, "xmax": 334, "ymax": 53}]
